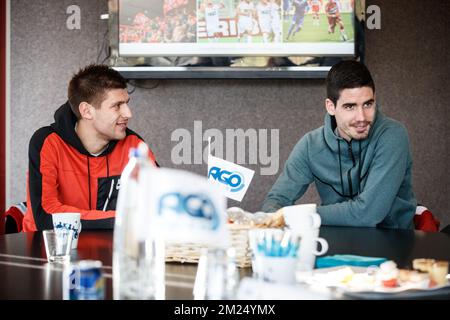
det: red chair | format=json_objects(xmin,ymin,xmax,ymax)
[
  {"xmin": 414, "ymin": 205, "xmax": 440, "ymax": 232},
  {"xmin": 1, "ymin": 202, "xmax": 26, "ymax": 234}
]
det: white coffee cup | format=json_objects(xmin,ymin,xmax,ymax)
[
  {"xmin": 297, "ymin": 228, "xmax": 329, "ymax": 271},
  {"xmin": 282, "ymin": 204, "xmax": 321, "ymax": 234},
  {"xmin": 282, "ymin": 204, "xmax": 328, "ymax": 271},
  {"xmin": 52, "ymin": 213, "xmax": 82, "ymax": 249}
]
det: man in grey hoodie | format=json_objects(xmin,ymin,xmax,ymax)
[{"xmin": 262, "ymin": 60, "xmax": 416, "ymax": 229}]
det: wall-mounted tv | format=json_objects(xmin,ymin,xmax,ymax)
[{"xmin": 107, "ymin": 0, "xmax": 365, "ymax": 78}]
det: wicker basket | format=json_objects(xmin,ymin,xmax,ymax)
[{"xmin": 165, "ymin": 224, "xmax": 253, "ymax": 268}]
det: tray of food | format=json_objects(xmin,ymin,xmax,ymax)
[{"xmin": 298, "ymin": 259, "xmax": 450, "ymax": 299}]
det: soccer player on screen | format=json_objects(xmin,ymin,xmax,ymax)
[
  {"xmin": 256, "ymin": 0, "xmax": 273, "ymax": 42},
  {"xmin": 310, "ymin": 0, "xmax": 322, "ymax": 26},
  {"xmin": 201, "ymin": 0, "xmax": 225, "ymax": 42},
  {"xmin": 237, "ymin": 0, "xmax": 256, "ymax": 43},
  {"xmin": 270, "ymin": 0, "xmax": 282, "ymax": 42},
  {"xmin": 283, "ymin": 0, "xmax": 291, "ymax": 20},
  {"xmin": 286, "ymin": 0, "xmax": 309, "ymax": 40},
  {"xmin": 325, "ymin": 0, "xmax": 348, "ymax": 41}
]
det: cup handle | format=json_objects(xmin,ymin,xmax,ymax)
[{"xmin": 312, "ymin": 237, "xmax": 328, "ymax": 255}]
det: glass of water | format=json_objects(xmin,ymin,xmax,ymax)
[
  {"xmin": 43, "ymin": 229, "xmax": 74, "ymax": 263},
  {"xmin": 193, "ymin": 247, "xmax": 239, "ymax": 300}
]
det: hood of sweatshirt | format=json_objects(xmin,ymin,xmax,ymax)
[{"xmin": 50, "ymin": 101, "xmax": 121, "ymax": 157}]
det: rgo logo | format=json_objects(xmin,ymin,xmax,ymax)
[
  {"xmin": 208, "ymin": 167, "xmax": 245, "ymax": 193},
  {"xmin": 158, "ymin": 192, "xmax": 220, "ymax": 230}
]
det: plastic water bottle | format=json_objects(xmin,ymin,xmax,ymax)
[{"xmin": 113, "ymin": 143, "xmax": 165, "ymax": 300}]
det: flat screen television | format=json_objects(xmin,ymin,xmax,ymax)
[{"xmin": 106, "ymin": 0, "xmax": 365, "ymax": 78}]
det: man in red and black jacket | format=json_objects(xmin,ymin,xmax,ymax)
[{"xmin": 22, "ymin": 64, "xmax": 158, "ymax": 232}]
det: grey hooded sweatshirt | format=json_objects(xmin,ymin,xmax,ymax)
[{"xmin": 262, "ymin": 108, "xmax": 416, "ymax": 229}]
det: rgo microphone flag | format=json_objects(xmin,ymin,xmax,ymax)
[{"xmin": 206, "ymin": 137, "xmax": 255, "ymax": 202}]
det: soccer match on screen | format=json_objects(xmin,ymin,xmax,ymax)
[{"xmin": 119, "ymin": 0, "xmax": 354, "ymax": 45}]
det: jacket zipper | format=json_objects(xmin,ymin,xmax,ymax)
[{"xmin": 347, "ymin": 142, "xmax": 356, "ymax": 199}]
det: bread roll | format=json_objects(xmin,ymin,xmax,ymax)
[
  {"xmin": 256, "ymin": 209, "xmax": 285, "ymax": 228},
  {"xmin": 412, "ymin": 258, "xmax": 435, "ymax": 272}
]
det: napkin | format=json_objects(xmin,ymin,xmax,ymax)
[{"xmin": 315, "ymin": 255, "xmax": 387, "ymax": 269}]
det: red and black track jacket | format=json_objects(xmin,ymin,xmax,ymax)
[{"xmin": 22, "ymin": 102, "xmax": 158, "ymax": 232}]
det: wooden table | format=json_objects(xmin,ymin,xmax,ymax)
[{"xmin": 1, "ymin": 227, "xmax": 449, "ymax": 299}]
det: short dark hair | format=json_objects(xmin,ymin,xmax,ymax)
[
  {"xmin": 326, "ymin": 60, "xmax": 375, "ymax": 105},
  {"xmin": 68, "ymin": 64, "xmax": 127, "ymax": 119}
]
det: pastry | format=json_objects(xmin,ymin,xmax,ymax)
[
  {"xmin": 412, "ymin": 258, "xmax": 435, "ymax": 272},
  {"xmin": 255, "ymin": 209, "xmax": 285, "ymax": 228},
  {"xmin": 378, "ymin": 261, "xmax": 399, "ymax": 288},
  {"xmin": 429, "ymin": 261, "xmax": 449, "ymax": 286}
]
